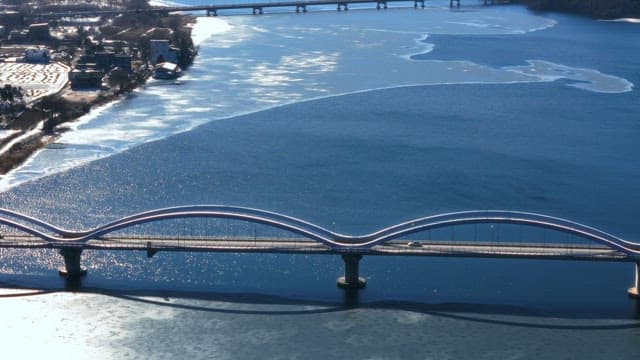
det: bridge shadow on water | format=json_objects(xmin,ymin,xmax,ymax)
[{"xmin": 2, "ymin": 281, "xmax": 640, "ymax": 330}]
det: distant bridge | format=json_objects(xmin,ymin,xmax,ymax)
[
  {"xmin": 25, "ymin": 0, "xmax": 497, "ymax": 19},
  {"xmin": 1, "ymin": 206, "xmax": 638, "ymax": 296}
]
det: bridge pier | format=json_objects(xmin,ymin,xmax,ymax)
[
  {"xmin": 376, "ymin": 1, "xmax": 388, "ymax": 10},
  {"xmin": 58, "ymin": 247, "xmax": 87, "ymax": 277},
  {"xmin": 414, "ymin": 0, "xmax": 425, "ymax": 8},
  {"xmin": 207, "ymin": 9, "xmax": 218, "ymax": 16},
  {"xmin": 253, "ymin": 7, "xmax": 264, "ymax": 15},
  {"xmin": 296, "ymin": 5, "xmax": 307, "ymax": 13},
  {"xmin": 337, "ymin": 254, "xmax": 366, "ymax": 289},
  {"xmin": 628, "ymin": 262, "xmax": 640, "ymax": 298},
  {"xmin": 337, "ymin": 3, "xmax": 348, "ymax": 11},
  {"xmin": 450, "ymin": 0, "xmax": 460, "ymax": 8}
]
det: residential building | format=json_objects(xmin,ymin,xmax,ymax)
[
  {"xmin": 0, "ymin": 10, "xmax": 22, "ymax": 29},
  {"xmin": 143, "ymin": 27, "xmax": 173, "ymax": 40},
  {"xmin": 8, "ymin": 29, "xmax": 27, "ymax": 43},
  {"xmin": 28, "ymin": 23, "xmax": 50, "ymax": 42},
  {"xmin": 69, "ymin": 68, "xmax": 104, "ymax": 88},
  {"xmin": 24, "ymin": 48, "xmax": 50, "ymax": 63},
  {"xmin": 149, "ymin": 39, "xmax": 178, "ymax": 65},
  {"xmin": 95, "ymin": 51, "xmax": 115, "ymax": 71},
  {"xmin": 113, "ymin": 54, "xmax": 132, "ymax": 72}
]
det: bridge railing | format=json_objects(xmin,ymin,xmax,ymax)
[
  {"xmin": 1, "ymin": 207, "xmax": 638, "ymax": 253},
  {"xmin": 2, "ymin": 206, "xmax": 640, "ymax": 294}
]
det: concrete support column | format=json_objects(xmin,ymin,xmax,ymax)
[
  {"xmin": 628, "ymin": 262, "xmax": 640, "ymax": 298},
  {"xmin": 337, "ymin": 254, "xmax": 366, "ymax": 289},
  {"xmin": 58, "ymin": 247, "xmax": 87, "ymax": 277}
]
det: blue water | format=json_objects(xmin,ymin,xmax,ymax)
[{"xmin": 1, "ymin": 4, "xmax": 640, "ymax": 358}]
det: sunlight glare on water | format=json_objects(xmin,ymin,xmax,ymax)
[
  {"xmin": 0, "ymin": 4, "xmax": 601, "ymax": 192},
  {"xmin": 1, "ymin": 3, "xmax": 640, "ymax": 358}
]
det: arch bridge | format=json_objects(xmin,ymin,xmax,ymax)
[{"xmin": 0, "ymin": 206, "xmax": 638, "ymax": 296}]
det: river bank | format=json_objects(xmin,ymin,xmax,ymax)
[
  {"xmin": 0, "ymin": 10, "xmax": 196, "ymax": 175},
  {"xmin": 1, "ymin": 1, "xmax": 636, "ymax": 185},
  {"xmin": 0, "ymin": 7, "xmax": 638, "ymax": 358},
  {"xmin": 0, "ymin": 87, "xmax": 131, "ymax": 174}
]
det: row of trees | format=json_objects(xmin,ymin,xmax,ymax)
[
  {"xmin": 37, "ymin": 94, "xmax": 91, "ymax": 133},
  {"xmin": 515, "ymin": 0, "xmax": 640, "ymax": 18},
  {"xmin": 0, "ymin": 85, "xmax": 24, "ymax": 104},
  {"xmin": 0, "ymin": 85, "xmax": 26, "ymax": 122}
]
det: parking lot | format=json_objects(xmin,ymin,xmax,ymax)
[{"xmin": 0, "ymin": 62, "xmax": 69, "ymax": 102}]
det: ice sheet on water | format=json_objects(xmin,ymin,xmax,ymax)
[
  {"xmin": 503, "ymin": 60, "xmax": 634, "ymax": 93},
  {"xmin": 0, "ymin": 6, "xmax": 632, "ymax": 192},
  {"xmin": 602, "ymin": 18, "xmax": 640, "ymax": 24}
]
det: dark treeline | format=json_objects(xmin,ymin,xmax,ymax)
[{"xmin": 515, "ymin": 0, "xmax": 640, "ymax": 19}]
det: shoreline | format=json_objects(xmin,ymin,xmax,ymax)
[
  {"xmin": 0, "ymin": 77, "xmax": 149, "ymax": 175},
  {"xmin": 0, "ymin": 11, "xmax": 196, "ymax": 176},
  {"xmin": 1, "ymin": 3, "xmax": 636, "ymax": 181}
]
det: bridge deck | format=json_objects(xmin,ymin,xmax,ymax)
[
  {"xmin": 2, "ymin": 207, "xmax": 637, "ymax": 293},
  {"xmin": 0, "ymin": 234, "xmax": 629, "ymax": 261},
  {"xmin": 31, "ymin": 0, "xmax": 444, "ymax": 19},
  {"xmin": 164, "ymin": 0, "xmax": 426, "ymax": 11}
]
